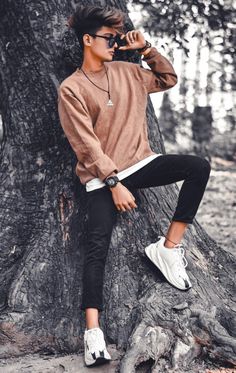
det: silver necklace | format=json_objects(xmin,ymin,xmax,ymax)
[{"xmin": 80, "ymin": 66, "xmax": 113, "ymax": 107}]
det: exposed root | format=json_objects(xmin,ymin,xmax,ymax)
[
  {"xmin": 119, "ymin": 321, "xmax": 171, "ymax": 372},
  {"xmin": 119, "ymin": 306, "xmax": 236, "ymax": 372}
]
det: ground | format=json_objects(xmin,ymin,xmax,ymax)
[
  {"xmin": 0, "ymin": 157, "xmax": 235, "ymax": 373},
  {"xmin": 196, "ymin": 157, "xmax": 236, "ymax": 257}
]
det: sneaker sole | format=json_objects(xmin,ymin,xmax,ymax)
[
  {"xmin": 85, "ymin": 357, "xmax": 111, "ymax": 367},
  {"xmin": 145, "ymin": 244, "xmax": 192, "ymax": 290}
]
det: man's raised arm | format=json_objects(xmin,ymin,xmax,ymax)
[{"xmin": 133, "ymin": 47, "xmax": 178, "ymax": 93}]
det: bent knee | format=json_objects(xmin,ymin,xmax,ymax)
[
  {"xmin": 194, "ymin": 157, "xmax": 211, "ymax": 180},
  {"xmin": 201, "ymin": 158, "xmax": 211, "ymax": 175}
]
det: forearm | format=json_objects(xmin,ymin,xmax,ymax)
[{"xmin": 142, "ymin": 46, "xmax": 178, "ymax": 87}]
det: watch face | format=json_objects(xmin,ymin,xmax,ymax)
[
  {"xmin": 106, "ymin": 176, "xmax": 118, "ymax": 187},
  {"xmin": 108, "ymin": 179, "xmax": 115, "ymax": 186}
]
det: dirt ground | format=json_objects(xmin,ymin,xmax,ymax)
[
  {"xmin": 195, "ymin": 156, "xmax": 236, "ymax": 257},
  {"xmin": 0, "ymin": 348, "xmax": 121, "ymax": 373},
  {"xmin": 0, "ymin": 157, "xmax": 235, "ymax": 373}
]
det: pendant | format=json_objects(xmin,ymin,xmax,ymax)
[{"xmin": 107, "ymin": 99, "xmax": 114, "ymax": 107}]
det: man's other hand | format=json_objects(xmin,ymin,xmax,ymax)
[{"xmin": 110, "ymin": 182, "xmax": 137, "ymax": 212}]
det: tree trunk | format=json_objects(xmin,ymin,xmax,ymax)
[
  {"xmin": 0, "ymin": 1, "xmax": 235, "ymax": 372},
  {"xmin": 159, "ymin": 93, "xmax": 178, "ymax": 143},
  {"xmin": 191, "ymin": 106, "xmax": 213, "ymax": 161}
]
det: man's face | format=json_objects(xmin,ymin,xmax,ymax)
[{"xmin": 84, "ymin": 26, "xmax": 120, "ymax": 62}]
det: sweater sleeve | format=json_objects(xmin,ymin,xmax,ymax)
[
  {"xmin": 133, "ymin": 47, "xmax": 178, "ymax": 94},
  {"xmin": 58, "ymin": 86, "xmax": 118, "ymax": 181}
]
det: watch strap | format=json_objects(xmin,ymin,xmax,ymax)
[{"xmin": 137, "ymin": 40, "xmax": 152, "ymax": 53}]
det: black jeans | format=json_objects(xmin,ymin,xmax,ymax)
[{"xmin": 80, "ymin": 154, "xmax": 211, "ymax": 311}]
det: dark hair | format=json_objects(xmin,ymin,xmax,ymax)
[{"xmin": 68, "ymin": 5, "xmax": 125, "ymax": 50}]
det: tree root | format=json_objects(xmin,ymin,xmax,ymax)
[{"xmin": 119, "ymin": 306, "xmax": 236, "ymax": 372}]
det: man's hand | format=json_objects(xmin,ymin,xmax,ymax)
[
  {"xmin": 118, "ymin": 30, "xmax": 146, "ymax": 51},
  {"xmin": 110, "ymin": 182, "xmax": 138, "ymax": 212}
]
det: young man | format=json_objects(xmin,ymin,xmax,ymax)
[{"xmin": 58, "ymin": 5, "xmax": 211, "ymax": 367}]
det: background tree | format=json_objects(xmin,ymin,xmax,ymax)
[
  {"xmin": 129, "ymin": 0, "xmax": 236, "ymax": 159},
  {"xmin": 158, "ymin": 93, "xmax": 178, "ymax": 143},
  {"xmin": 0, "ymin": 1, "xmax": 235, "ymax": 372}
]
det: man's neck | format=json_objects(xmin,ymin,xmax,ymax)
[{"xmin": 81, "ymin": 57, "xmax": 105, "ymax": 73}]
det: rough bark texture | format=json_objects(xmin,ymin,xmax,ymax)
[{"xmin": 0, "ymin": 1, "xmax": 235, "ymax": 372}]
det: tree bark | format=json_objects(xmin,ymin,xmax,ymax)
[{"xmin": 0, "ymin": 1, "xmax": 235, "ymax": 372}]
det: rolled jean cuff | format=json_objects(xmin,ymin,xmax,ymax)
[
  {"xmin": 80, "ymin": 303, "xmax": 103, "ymax": 312},
  {"xmin": 171, "ymin": 218, "xmax": 194, "ymax": 224}
]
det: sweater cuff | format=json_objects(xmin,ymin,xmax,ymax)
[
  {"xmin": 102, "ymin": 170, "xmax": 118, "ymax": 182},
  {"xmin": 142, "ymin": 47, "xmax": 158, "ymax": 60}
]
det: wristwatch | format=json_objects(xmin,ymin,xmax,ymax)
[
  {"xmin": 104, "ymin": 175, "xmax": 119, "ymax": 188},
  {"xmin": 137, "ymin": 40, "xmax": 152, "ymax": 53}
]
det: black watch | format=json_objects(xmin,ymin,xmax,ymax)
[
  {"xmin": 104, "ymin": 175, "xmax": 119, "ymax": 188},
  {"xmin": 137, "ymin": 40, "xmax": 152, "ymax": 53}
]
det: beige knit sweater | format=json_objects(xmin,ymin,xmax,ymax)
[{"xmin": 58, "ymin": 47, "xmax": 177, "ymax": 185}]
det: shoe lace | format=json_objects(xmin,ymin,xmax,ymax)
[{"xmin": 172, "ymin": 244, "xmax": 188, "ymax": 272}]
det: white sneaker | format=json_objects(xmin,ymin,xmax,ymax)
[
  {"xmin": 84, "ymin": 327, "xmax": 111, "ymax": 367},
  {"xmin": 145, "ymin": 236, "xmax": 192, "ymax": 290}
]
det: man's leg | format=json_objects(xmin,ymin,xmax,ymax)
[
  {"xmin": 164, "ymin": 221, "xmax": 188, "ymax": 248},
  {"xmin": 85, "ymin": 308, "xmax": 100, "ymax": 330},
  {"xmin": 122, "ymin": 154, "xmax": 211, "ymax": 289},
  {"xmin": 122, "ymin": 154, "xmax": 211, "ymax": 230},
  {"xmin": 81, "ymin": 187, "xmax": 117, "ymax": 326},
  {"xmin": 81, "ymin": 187, "xmax": 117, "ymax": 367}
]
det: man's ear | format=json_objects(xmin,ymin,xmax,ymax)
[{"xmin": 83, "ymin": 34, "xmax": 91, "ymax": 47}]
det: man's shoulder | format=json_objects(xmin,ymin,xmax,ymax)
[
  {"xmin": 59, "ymin": 70, "xmax": 83, "ymax": 96},
  {"xmin": 59, "ymin": 71, "xmax": 77, "ymax": 88}
]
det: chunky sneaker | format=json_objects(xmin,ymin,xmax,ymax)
[
  {"xmin": 84, "ymin": 327, "xmax": 111, "ymax": 367},
  {"xmin": 145, "ymin": 236, "xmax": 192, "ymax": 290}
]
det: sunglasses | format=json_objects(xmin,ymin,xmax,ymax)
[{"xmin": 89, "ymin": 33, "xmax": 127, "ymax": 48}]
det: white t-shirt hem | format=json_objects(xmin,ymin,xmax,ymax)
[{"xmin": 86, "ymin": 153, "xmax": 163, "ymax": 192}]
